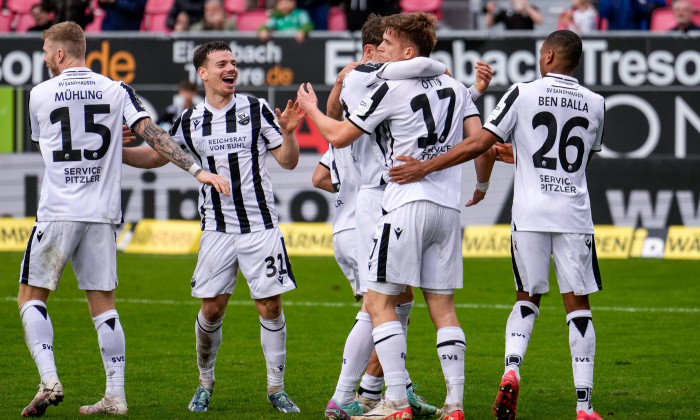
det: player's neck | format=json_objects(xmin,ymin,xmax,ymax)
[
  {"xmin": 205, "ymin": 91, "xmax": 234, "ymax": 110},
  {"xmin": 59, "ymin": 59, "xmax": 87, "ymax": 74}
]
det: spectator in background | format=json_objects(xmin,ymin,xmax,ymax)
[
  {"xmin": 166, "ymin": 0, "xmax": 205, "ymax": 30},
  {"xmin": 190, "ymin": 0, "xmax": 236, "ymax": 30},
  {"xmin": 559, "ymin": 0, "xmax": 598, "ymax": 33},
  {"xmin": 158, "ymin": 80, "xmax": 202, "ymax": 130},
  {"xmin": 53, "ymin": 0, "xmax": 94, "ymax": 28},
  {"xmin": 173, "ymin": 10, "xmax": 191, "ymax": 30},
  {"xmin": 298, "ymin": 0, "xmax": 329, "ymax": 31},
  {"xmin": 485, "ymin": 0, "xmax": 544, "ymax": 30},
  {"xmin": 28, "ymin": 1, "xmax": 56, "ymax": 31},
  {"xmin": 258, "ymin": 0, "xmax": 312, "ymax": 43},
  {"xmin": 338, "ymin": 0, "xmax": 399, "ymax": 31},
  {"xmin": 598, "ymin": 0, "xmax": 665, "ymax": 30},
  {"xmin": 670, "ymin": 0, "xmax": 700, "ymax": 32},
  {"xmin": 98, "ymin": 0, "xmax": 146, "ymax": 30}
]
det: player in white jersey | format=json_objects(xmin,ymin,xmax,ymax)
[
  {"xmin": 122, "ymin": 41, "xmax": 305, "ymax": 414},
  {"xmin": 298, "ymin": 12, "xmax": 497, "ymax": 420},
  {"xmin": 17, "ymin": 22, "xmax": 229, "ymax": 418},
  {"xmin": 389, "ymin": 30, "xmax": 606, "ymax": 420}
]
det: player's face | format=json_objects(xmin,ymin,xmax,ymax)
[
  {"xmin": 377, "ymin": 30, "xmax": 407, "ymax": 63},
  {"xmin": 42, "ymin": 40, "xmax": 62, "ymax": 77},
  {"xmin": 200, "ymin": 50, "xmax": 237, "ymax": 96}
]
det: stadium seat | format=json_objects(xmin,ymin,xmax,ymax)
[
  {"xmin": 400, "ymin": 0, "xmax": 441, "ymax": 15},
  {"xmin": 145, "ymin": 0, "xmax": 175, "ymax": 15},
  {"xmin": 0, "ymin": 10, "xmax": 13, "ymax": 33},
  {"xmin": 236, "ymin": 9, "xmax": 268, "ymax": 31},
  {"xmin": 650, "ymin": 8, "xmax": 677, "ymax": 31},
  {"xmin": 14, "ymin": 12, "xmax": 35, "ymax": 32},
  {"xmin": 142, "ymin": 12, "xmax": 170, "ymax": 32},
  {"xmin": 224, "ymin": 0, "xmax": 247, "ymax": 15},
  {"xmin": 597, "ymin": 16, "xmax": 608, "ymax": 30},
  {"xmin": 327, "ymin": 6, "xmax": 346, "ymax": 31},
  {"xmin": 85, "ymin": 9, "xmax": 105, "ymax": 32},
  {"xmin": 6, "ymin": 0, "xmax": 32, "ymax": 14}
]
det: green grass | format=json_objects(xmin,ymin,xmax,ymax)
[{"xmin": 0, "ymin": 252, "xmax": 698, "ymax": 419}]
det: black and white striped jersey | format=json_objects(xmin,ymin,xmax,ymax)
[
  {"xmin": 170, "ymin": 94, "xmax": 283, "ymax": 234},
  {"xmin": 348, "ymin": 73, "xmax": 478, "ymax": 213},
  {"xmin": 29, "ymin": 67, "xmax": 149, "ymax": 223},
  {"xmin": 319, "ymin": 144, "xmax": 360, "ymax": 234},
  {"xmin": 339, "ymin": 58, "xmax": 446, "ymax": 190},
  {"xmin": 483, "ymin": 73, "xmax": 605, "ymax": 234}
]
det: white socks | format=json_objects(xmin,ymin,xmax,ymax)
[
  {"xmin": 503, "ymin": 301, "xmax": 539, "ymax": 380},
  {"xmin": 260, "ymin": 311, "xmax": 287, "ymax": 394},
  {"xmin": 195, "ymin": 310, "xmax": 223, "ymax": 390},
  {"xmin": 567, "ymin": 310, "xmax": 596, "ymax": 414},
  {"xmin": 332, "ymin": 311, "xmax": 374, "ymax": 405},
  {"xmin": 92, "ymin": 309, "xmax": 126, "ymax": 398},
  {"xmin": 436, "ymin": 327, "xmax": 466, "ymax": 410},
  {"xmin": 395, "ymin": 302, "xmax": 414, "ymax": 387},
  {"xmin": 20, "ymin": 300, "xmax": 57, "ymax": 384},
  {"xmin": 372, "ymin": 321, "xmax": 407, "ymax": 405}
]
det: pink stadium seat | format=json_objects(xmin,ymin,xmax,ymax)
[
  {"xmin": 327, "ymin": 6, "xmax": 346, "ymax": 31},
  {"xmin": 224, "ymin": 0, "xmax": 247, "ymax": 15},
  {"xmin": 145, "ymin": 0, "xmax": 175, "ymax": 15},
  {"xmin": 650, "ymin": 8, "xmax": 677, "ymax": 31},
  {"xmin": 0, "ymin": 10, "xmax": 13, "ymax": 33},
  {"xmin": 85, "ymin": 9, "xmax": 105, "ymax": 32},
  {"xmin": 142, "ymin": 12, "xmax": 169, "ymax": 32},
  {"xmin": 691, "ymin": 0, "xmax": 700, "ymax": 11},
  {"xmin": 400, "ymin": 0, "xmax": 441, "ymax": 14},
  {"xmin": 694, "ymin": 13, "xmax": 700, "ymax": 24},
  {"xmin": 236, "ymin": 9, "xmax": 268, "ymax": 31},
  {"xmin": 6, "ymin": 0, "xmax": 32, "ymax": 14},
  {"xmin": 14, "ymin": 12, "xmax": 35, "ymax": 32}
]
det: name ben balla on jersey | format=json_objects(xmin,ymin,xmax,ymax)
[
  {"xmin": 540, "ymin": 174, "xmax": 576, "ymax": 194},
  {"xmin": 64, "ymin": 166, "xmax": 101, "ymax": 184},
  {"xmin": 540, "ymin": 88, "xmax": 588, "ymax": 112}
]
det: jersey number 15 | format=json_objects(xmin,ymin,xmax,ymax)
[{"xmin": 50, "ymin": 104, "xmax": 112, "ymax": 162}]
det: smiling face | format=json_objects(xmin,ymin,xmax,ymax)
[{"xmin": 198, "ymin": 49, "xmax": 237, "ymax": 97}]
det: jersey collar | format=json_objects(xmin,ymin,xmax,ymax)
[
  {"xmin": 544, "ymin": 73, "xmax": 578, "ymax": 83},
  {"xmin": 203, "ymin": 93, "xmax": 236, "ymax": 113}
]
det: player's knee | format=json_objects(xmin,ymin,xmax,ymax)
[{"xmin": 255, "ymin": 295, "xmax": 282, "ymax": 318}]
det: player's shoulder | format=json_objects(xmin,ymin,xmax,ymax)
[{"xmin": 353, "ymin": 61, "xmax": 383, "ymax": 74}]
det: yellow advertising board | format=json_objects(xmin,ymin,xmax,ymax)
[
  {"xmin": 665, "ymin": 226, "xmax": 700, "ymax": 260},
  {"xmin": 124, "ymin": 219, "xmax": 201, "ymax": 255},
  {"xmin": 462, "ymin": 225, "xmax": 511, "ymax": 258},
  {"xmin": 592, "ymin": 225, "xmax": 635, "ymax": 259},
  {"xmin": 0, "ymin": 217, "xmax": 35, "ymax": 252},
  {"xmin": 278, "ymin": 223, "xmax": 334, "ymax": 256}
]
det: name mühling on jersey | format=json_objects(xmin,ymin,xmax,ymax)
[{"xmin": 55, "ymin": 89, "xmax": 103, "ymax": 102}]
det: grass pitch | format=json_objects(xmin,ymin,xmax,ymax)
[{"xmin": 0, "ymin": 252, "xmax": 698, "ymax": 419}]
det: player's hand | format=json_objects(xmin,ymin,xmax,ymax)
[
  {"xmin": 337, "ymin": 62, "xmax": 359, "ymax": 84},
  {"xmin": 296, "ymin": 83, "xmax": 318, "ymax": 114},
  {"xmin": 474, "ymin": 61, "xmax": 493, "ymax": 94},
  {"xmin": 122, "ymin": 124, "xmax": 137, "ymax": 145},
  {"xmin": 389, "ymin": 156, "xmax": 428, "ymax": 184},
  {"xmin": 195, "ymin": 171, "xmax": 231, "ymax": 196},
  {"xmin": 276, "ymin": 99, "xmax": 305, "ymax": 133},
  {"xmin": 465, "ymin": 187, "xmax": 486, "ymax": 207},
  {"xmin": 494, "ymin": 143, "xmax": 514, "ymax": 164}
]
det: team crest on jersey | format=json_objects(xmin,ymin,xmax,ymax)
[
  {"xmin": 193, "ymin": 138, "xmax": 208, "ymax": 154},
  {"xmin": 355, "ymin": 96, "xmax": 373, "ymax": 117},
  {"xmin": 237, "ymin": 112, "xmax": 250, "ymax": 125}
]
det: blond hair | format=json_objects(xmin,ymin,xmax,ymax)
[{"xmin": 42, "ymin": 22, "xmax": 86, "ymax": 60}]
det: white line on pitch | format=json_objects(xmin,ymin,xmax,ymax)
[{"xmin": 2, "ymin": 296, "xmax": 698, "ymax": 314}]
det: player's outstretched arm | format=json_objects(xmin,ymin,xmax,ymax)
[
  {"xmin": 389, "ymin": 129, "xmax": 499, "ymax": 184},
  {"xmin": 123, "ymin": 146, "xmax": 169, "ymax": 169},
  {"xmin": 378, "ymin": 57, "xmax": 446, "ymax": 79},
  {"xmin": 297, "ymin": 83, "xmax": 363, "ymax": 148},
  {"xmin": 131, "ymin": 117, "xmax": 230, "ymax": 196},
  {"xmin": 270, "ymin": 99, "xmax": 304, "ymax": 170},
  {"xmin": 312, "ymin": 163, "xmax": 333, "ymax": 193}
]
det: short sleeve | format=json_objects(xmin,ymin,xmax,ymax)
[
  {"xmin": 483, "ymin": 83, "xmax": 520, "ymax": 142},
  {"xmin": 347, "ymin": 82, "xmax": 391, "ymax": 134},
  {"xmin": 259, "ymin": 99, "xmax": 284, "ymax": 150},
  {"xmin": 120, "ymin": 82, "xmax": 150, "ymax": 128},
  {"xmin": 319, "ymin": 149, "xmax": 331, "ymax": 168},
  {"xmin": 28, "ymin": 90, "xmax": 40, "ymax": 143},
  {"xmin": 592, "ymin": 100, "xmax": 605, "ymax": 151},
  {"xmin": 462, "ymin": 87, "xmax": 480, "ymax": 120}
]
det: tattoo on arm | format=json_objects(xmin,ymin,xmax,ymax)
[{"xmin": 134, "ymin": 118, "xmax": 195, "ymax": 171}]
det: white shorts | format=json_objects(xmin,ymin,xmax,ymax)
[
  {"xmin": 19, "ymin": 221, "xmax": 118, "ymax": 291},
  {"xmin": 191, "ymin": 227, "xmax": 297, "ymax": 299},
  {"xmin": 367, "ymin": 200, "xmax": 462, "ymax": 292},
  {"xmin": 355, "ymin": 187, "xmax": 385, "ymax": 294},
  {"xmin": 333, "ymin": 229, "xmax": 360, "ymax": 296},
  {"xmin": 510, "ymin": 230, "xmax": 602, "ymax": 296}
]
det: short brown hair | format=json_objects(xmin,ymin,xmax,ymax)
[
  {"xmin": 193, "ymin": 41, "xmax": 231, "ymax": 69},
  {"xmin": 361, "ymin": 14, "xmax": 385, "ymax": 48},
  {"xmin": 42, "ymin": 21, "xmax": 86, "ymax": 60},
  {"xmin": 382, "ymin": 12, "xmax": 437, "ymax": 57},
  {"xmin": 544, "ymin": 30, "xmax": 582, "ymax": 71}
]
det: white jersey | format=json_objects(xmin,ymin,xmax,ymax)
[
  {"xmin": 319, "ymin": 145, "xmax": 359, "ymax": 234},
  {"xmin": 29, "ymin": 67, "xmax": 149, "ymax": 223},
  {"xmin": 349, "ymin": 73, "xmax": 479, "ymax": 212},
  {"xmin": 170, "ymin": 94, "xmax": 283, "ymax": 234},
  {"xmin": 340, "ymin": 58, "xmax": 446, "ymax": 190},
  {"xmin": 483, "ymin": 73, "xmax": 605, "ymax": 234}
]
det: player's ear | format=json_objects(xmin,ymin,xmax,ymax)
[{"xmin": 197, "ymin": 66, "xmax": 207, "ymax": 81}]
